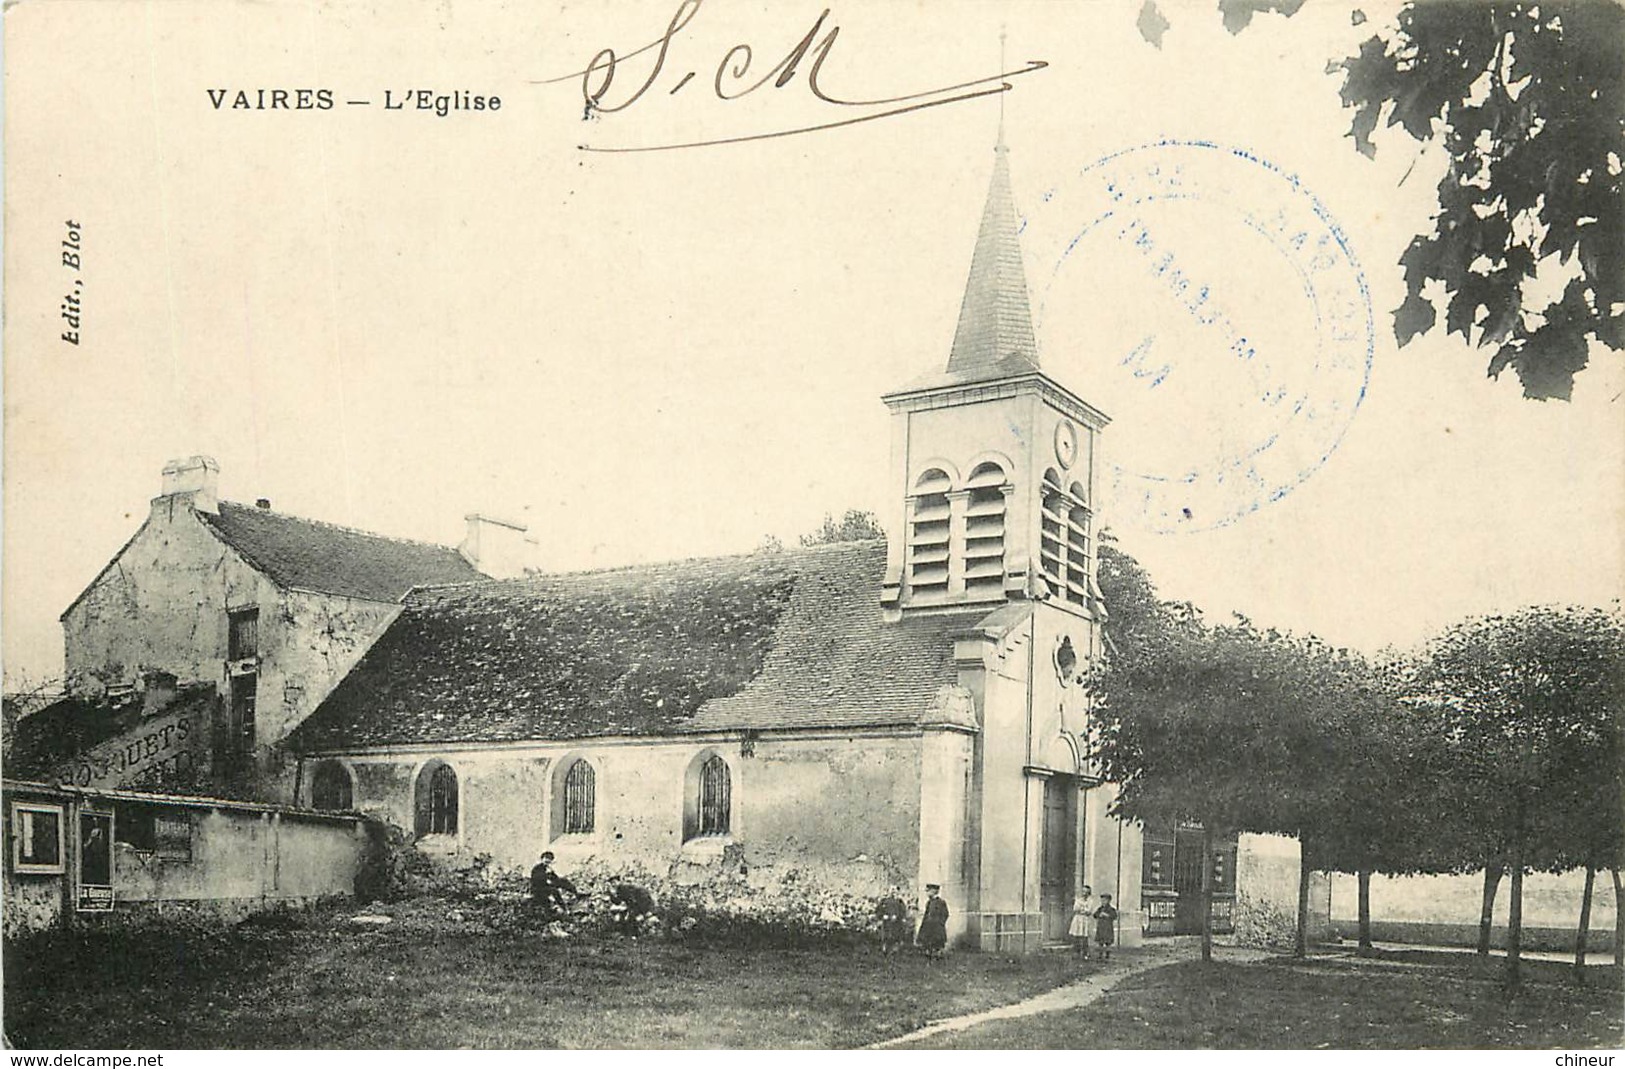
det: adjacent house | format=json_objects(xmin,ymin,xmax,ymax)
[{"xmin": 19, "ymin": 459, "xmax": 526, "ymax": 800}]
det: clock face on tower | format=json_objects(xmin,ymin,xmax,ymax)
[{"xmin": 1054, "ymin": 420, "xmax": 1079, "ymax": 469}]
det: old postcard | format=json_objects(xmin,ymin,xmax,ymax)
[{"xmin": 4, "ymin": 0, "xmax": 1622, "ymax": 1054}]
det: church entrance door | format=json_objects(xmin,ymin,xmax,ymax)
[{"xmin": 1039, "ymin": 776, "xmax": 1077, "ymax": 944}]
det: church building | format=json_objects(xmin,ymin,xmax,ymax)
[
  {"xmin": 286, "ymin": 140, "xmax": 1144, "ymax": 952},
  {"xmin": 16, "ymin": 141, "xmax": 1310, "ymax": 949}
]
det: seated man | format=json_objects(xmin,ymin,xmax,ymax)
[{"xmin": 529, "ymin": 851, "xmax": 579, "ymax": 917}]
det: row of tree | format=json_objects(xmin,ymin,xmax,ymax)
[{"xmin": 1088, "ymin": 537, "xmax": 1624, "ymax": 986}]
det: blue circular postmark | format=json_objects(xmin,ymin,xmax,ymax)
[{"xmin": 1032, "ymin": 140, "xmax": 1374, "ymax": 534}]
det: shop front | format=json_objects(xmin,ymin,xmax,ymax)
[{"xmin": 1141, "ymin": 820, "xmax": 1237, "ymax": 936}]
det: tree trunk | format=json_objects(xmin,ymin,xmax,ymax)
[
  {"xmin": 1357, "ymin": 870, "xmax": 1373, "ymax": 955},
  {"xmin": 1294, "ymin": 841, "xmax": 1311, "ymax": 959},
  {"xmin": 1200, "ymin": 825, "xmax": 1214, "ymax": 963},
  {"xmin": 1574, "ymin": 863, "xmax": 1595, "ymax": 979},
  {"xmin": 1507, "ymin": 805, "xmax": 1525, "ymax": 989},
  {"xmin": 1612, "ymin": 868, "xmax": 1623, "ymax": 968},
  {"xmin": 1477, "ymin": 863, "xmax": 1503, "ymax": 957}
]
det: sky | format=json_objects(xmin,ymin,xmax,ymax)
[{"xmin": 5, "ymin": 0, "xmax": 1622, "ymax": 689}]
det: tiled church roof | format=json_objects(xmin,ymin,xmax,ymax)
[
  {"xmin": 287, "ymin": 540, "xmax": 979, "ymax": 751},
  {"xmin": 201, "ymin": 501, "xmax": 484, "ymax": 602}
]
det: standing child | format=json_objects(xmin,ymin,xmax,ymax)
[
  {"xmin": 917, "ymin": 883, "xmax": 949, "ymax": 961},
  {"xmin": 1068, "ymin": 885, "xmax": 1094, "ymax": 958},
  {"xmin": 875, "ymin": 886, "xmax": 909, "ymax": 956},
  {"xmin": 1093, "ymin": 893, "xmax": 1120, "ymax": 961}
]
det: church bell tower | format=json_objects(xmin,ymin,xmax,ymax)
[{"xmin": 881, "ymin": 139, "xmax": 1109, "ymax": 619}]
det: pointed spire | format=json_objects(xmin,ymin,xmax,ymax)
[{"xmin": 945, "ymin": 141, "xmax": 1040, "ymax": 375}]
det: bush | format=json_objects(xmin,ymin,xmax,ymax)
[{"xmin": 360, "ymin": 834, "xmax": 911, "ymax": 948}]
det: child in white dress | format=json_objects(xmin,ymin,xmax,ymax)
[{"xmin": 1069, "ymin": 885, "xmax": 1094, "ymax": 958}]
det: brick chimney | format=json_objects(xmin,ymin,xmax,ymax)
[
  {"xmin": 459, "ymin": 513, "xmax": 536, "ymax": 579},
  {"xmin": 157, "ymin": 455, "xmax": 220, "ymax": 514}
]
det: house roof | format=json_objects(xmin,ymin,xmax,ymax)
[
  {"xmin": 5, "ymin": 685, "xmax": 217, "ymax": 780},
  {"xmin": 200, "ymin": 501, "xmax": 484, "ymax": 602},
  {"xmin": 287, "ymin": 540, "xmax": 981, "ymax": 752}
]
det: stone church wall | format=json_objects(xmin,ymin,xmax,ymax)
[{"xmin": 328, "ymin": 729, "xmax": 925, "ymax": 907}]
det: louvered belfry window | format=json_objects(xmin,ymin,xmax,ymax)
[
  {"xmin": 1041, "ymin": 470, "xmax": 1091, "ymax": 607},
  {"xmin": 697, "ymin": 754, "xmax": 731, "ymax": 837},
  {"xmin": 1065, "ymin": 481, "xmax": 1091, "ymax": 608},
  {"xmin": 963, "ymin": 462, "xmax": 1008, "ymax": 598},
  {"xmin": 907, "ymin": 469, "xmax": 952, "ymax": 598},
  {"xmin": 562, "ymin": 759, "xmax": 595, "ymax": 834}
]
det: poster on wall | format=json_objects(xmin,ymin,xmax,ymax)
[{"xmin": 76, "ymin": 811, "xmax": 114, "ymax": 912}]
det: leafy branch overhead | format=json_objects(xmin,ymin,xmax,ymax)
[{"xmin": 1335, "ymin": 2, "xmax": 1624, "ymax": 399}]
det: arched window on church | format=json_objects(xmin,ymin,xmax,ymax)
[
  {"xmin": 1065, "ymin": 480, "xmax": 1092, "ymax": 608},
  {"xmin": 963, "ymin": 461, "xmax": 1008, "ymax": 598},
  {"xmin": 684, "ymin": 751, "xmax": 732, "ymax": 840},
  {"xmin": 414, "ymin": 760, "xmax": 459, "ymax": 836},
  {"xmin": 1040, "ymin": 471, "xmax": 1092, "ymax": 607},
  {"xmin": 561, "ymin": 758, "xmax": 595, "ymax": 835},
  {"xmin": 698, "ymin": 754, "xmax": 730, "ymax": 836},
  {"xmin": 310, "ymin": 760, "xmax": 353, "ymax": 811},
  {"xmin": 1040, "ymin": 469, "xmax": 1066, "ymax": 591},
  {"xmin": 907, "ymin": 468, "xmax": 952, "ymax": 599}
]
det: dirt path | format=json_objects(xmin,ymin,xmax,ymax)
[{"xmin": 869, "ymin": 940, "xmax": 1272, "ymax": 1049}]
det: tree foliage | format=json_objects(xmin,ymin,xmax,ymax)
[
  {"xmin": 1409, "ymin": 603, "xmax": 1625, "ymax": 983},
  {"xmin": 1092, "ymin": 538, "xmax": 1396, "ymax": 955},
  {"xmin": 1336, "ymin": 2, "xmax": 1625, "ymax": 399},
  {"xmin": 797, "ymin": 509, "xmax": 886, "ymax": 547}
]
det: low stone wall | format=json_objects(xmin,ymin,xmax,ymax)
[
  {"xmin": 3, "ymin": 781, "xmax": 370, "ymax": 936},
  {"xmin": 1332, "ymin": 918, "xmax": 1619, "ymax": 956}
]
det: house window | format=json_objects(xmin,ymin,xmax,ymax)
[
  {"xmin": 561, "ymin": 759, "xmax": 595, "ymax": 835},
  {"xmin": 228, "ymin": 608, "xmax": 259, "ymax": 660},
  {"xmin": 414, "ymin": 760, "xmax": 459, "ymax": 836},
  {"xmin": 962, "ymin": 461, "xmax": 1008, "ymax": 598},
  {"xmin": 311, "ymin": 761, "xmax": 354, "ymax": 811},
  {"xmin": 906, "ymin": 468, "xmax": 952, "ymax": 599},
  {"xmin": 697, "ymin": 754, "xmax": 730, "ymax": 837},
  {"xmin": 11, "ymin": 802, "xmax": 64, "ymax": 873}
]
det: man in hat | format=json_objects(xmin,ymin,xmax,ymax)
[
  {"xmin": 916, "ymin": 883, "xmax": 949, "ymax": 960},
  {"xmin": 529, "ymin": 851, "xmax": 579, "ymax": 918}
]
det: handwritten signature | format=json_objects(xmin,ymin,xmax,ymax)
[{"xmin": 535, "ymin": 1, "xmax": 1046, "ymax": 152}]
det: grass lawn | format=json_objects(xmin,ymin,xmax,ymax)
[
  {"xmin": 3, "ymin": 918, "xmax": 1084, "ymax": 1049},
  {"xmin": 900, "ymin": 949, "xmax": 1625, "ymax": 1049}
]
